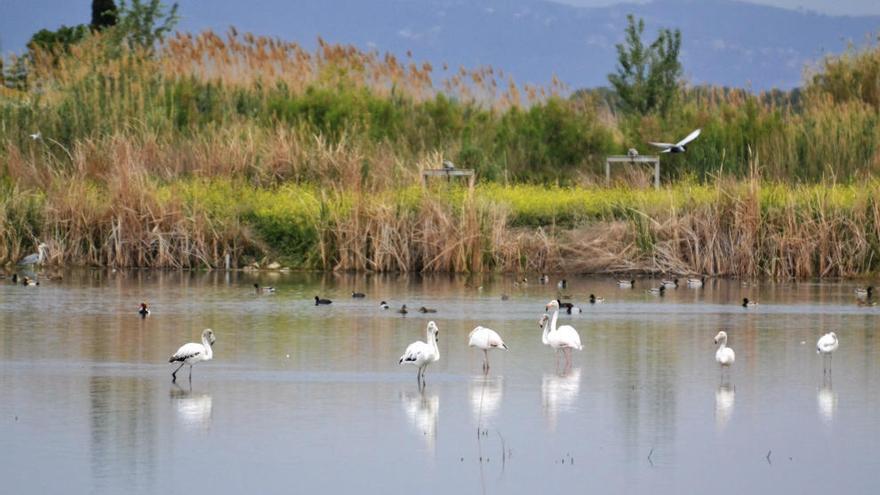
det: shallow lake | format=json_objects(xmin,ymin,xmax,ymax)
[{"xmin": 1, "ymin": 271, "xmax": 878, "ymax": 494}]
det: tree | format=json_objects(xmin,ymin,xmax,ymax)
[
  {"xmin": 607, "ymin": 15, "xmax": 682, "ymax": 115},
  {"xmin": 113, "ymin": 0, "xmax": 179, "ymax": 50},
  {"xmin": 91, "ymin": 0, "xmax": 119, "ymax": 30}
]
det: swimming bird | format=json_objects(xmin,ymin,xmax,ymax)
[
  {"xmin": 855, "ymin": 286, "xmax": 873, "ymax": 298},
  {"xmin": 566, "ymin": 305, "xmax": 581, "ymax": 315},
  {"xmin": 379, "ymin": 301, "xmax": 390, "ymax": 310},
  {"xmin": 617, "ymin": 279, "xmax": 635, "ymax": 288},
  {"xmin": 817, "ymin": 332, "xmax": 839, "ymax": 375},
  {"xmin": 138, "ymin": 302, "xmax": 150, "ymax": 318},
  {"xmin": 557, "ymin": 279, "xmax": 567, "ymax": 289},
  {"xmin": 468, "ymin": 326, "xmax": 508, "ymax": 372},
  {"xmin": 398, "ymin": 304, "xmax": 408, "ymax": 315},
  {"xmin": 18, "ymin": 242, "xmax": 48, "ymax": 266},
  {"xmin": 545, "ymin": 300, "xmax": 583, "ymax": 371},
  {"xmin": 399, "ymin": 321, "xmax": 440, "ymax": 388},
  {"xmin": 661, "ymin": 278, "xmax": 679, "ymax": 288},
  {"xmin": 687, "ymin": 276, "xmax": 706, "ymax": 288},
  {"xmin": 589, "ymin": 294, "xmax": 605, "ymax": 304},
  {"xmin": 742, "ymin": 298, "xmax": 758, "ymax": 308},
  {"xmin": 714, "ymin": 331, "xmax": 735, "ymax": 378},
  {"xmin": 648, "ymin": 128, "xmax": 701, "ymax": 154},
  {"xmin": 11, "ymin": 274, "xmax": 18, "ymax": 284},
  {"xmin": 314, "ymin": 296, "xmax": 332, "ymax": 305},
  {"xmin": 254, "ymin": 283, "xmax": 275, "ymax": 294},
  {"xmin": 647, "ymin": 285, "xmax": 665, "ymax": 295},
  {"xmin": 418, "ymin": 306, "xmax": 437, "ymax": 314},
  {"xmin": 21, "ymin": 276, "xmax": 38, "ymax": 286},
  {"xmin": 169, "ymin": 329, "xmax": 216, "ymax": 383},
  {"xmin": 539, "ymin": 274, "xmax": 550, "ymax": 284},
  {"xmin": 501, "ymin": 294, "xmax": 509, "ymax": 301},
  {"xmin": 352, "ymin": 291, "xmax": 366, "ymax": 298}
]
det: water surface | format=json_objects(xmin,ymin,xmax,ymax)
[{"xmin": 1, "ymin": 271, "xmax": 878, "ymax": 494}]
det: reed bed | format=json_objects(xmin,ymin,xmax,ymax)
[{"xmin": 3, "ymin": 30, "xmax": 880, "ymax": 277}]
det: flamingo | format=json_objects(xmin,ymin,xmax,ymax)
[
  {"xmin": 169, "ymin": 329, "xmax": 216, "ymax": 383},
  {"xmin": 545, "ymin": 300, "xmax": 583, "ymax": 371},
  {"xmin": 714, "ymin": 331, "xmax": 735, "ymax": 381},
  {"xmin": 817, "ymin": 332, "xmax": 839, "ymax": 376},
  {"xmin": 468, "ymin": 326, "xmax": 508, "ymax": 372},
  {"xmin": 399, "ymin": 321, "xmax": 440, "ymax": 388}
]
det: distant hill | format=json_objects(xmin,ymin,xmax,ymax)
[{"xmin": 2, "ymin": 0, "xmax": 878, "ymax": 89}]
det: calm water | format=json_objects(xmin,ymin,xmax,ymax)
[{"xmin": 1, "ymin": 271, "xmax": 879, "ymax": 494}]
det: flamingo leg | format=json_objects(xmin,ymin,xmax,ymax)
[
  {"xmin": 565, "ymin": 348, "xmax": 572, "ymax": 371},
  {"xmin": 483, "ymin": 350, "xmax": 489, "ymax": 372},
  {"xmin": 171, "ymin": 362, "xmax": 185, "ymax": 382},
  {"xmin": 188, "ymin": 365, "xmax": 193, "ymax": 383}
]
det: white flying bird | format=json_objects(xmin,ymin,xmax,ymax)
[{"xmin": 649, "ymin": 129, "xmax": 701, "ymax": 153}]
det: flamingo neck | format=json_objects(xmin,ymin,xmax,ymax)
[
  {"xmin": 550, "ymin": 309, "xmax": 559, "ymax": 334},
  {"xmin": 541, "ymin": 320, "xmax": 550, "ymax": 345},
  {"xmin": 202, "ymin": 335, "xmax": 214, "ymax": 360},
  {"xmin": 717, "ymin": 340, "xmax": 727, "ymax": 352},
  {"xmin": 427, "ymin": 330, "xmax": 439, "ymax": 360}
]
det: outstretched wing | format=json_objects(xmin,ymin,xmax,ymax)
[
  {"xmin": 648, "ymin": 142, "xmax": 674, "ymax": 150},
  {"xmin": 675, "ymin": 128, "xmax": 701, "ymax": 147}
]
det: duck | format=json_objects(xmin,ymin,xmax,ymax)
[
  {"xmin": 589, "ymin": 294, "xmax": 605, "ymax": 304},
  {"xmin": 687, "ymin": 276, "xmax": 706, "ymax": 288},
  {"xmin": 398, "ymin": 304, "xmax": 409, "ymax": 315},
  {"xmin": 138, "ymin": 302, "xmax": 150, "ymax": 318},
  {"xmin": 500, "ymin": 294, "xmax": 509, "ymax": 301},
  {"xmin": 11, "ymin": 273, "xmax": 18, "ymax": 284},
  {"xmin": 21, "ymin": 276, "xmax": 39, "ymax": 286},
  {"xmin": 661, "ymin": 278, "xmax": 679, "ymax": 288},
  {"xmin": 418, "ymin": 306, "xmax": 437, "ymax": 314},
  {"xmin": 254, "ymin": 283, "xmax": 276, "ymax": 294},
  {"xmin": 314, "ymin": 295, "xmax": 332, "ymax": 305},
  {"xmin": 556, "ymin": 299, "xmax": 574, "ymax": 311},
  {"xmin": 742, "ymin": 298, "xmax": 758, "ymax": 308},
  {"xmin": 379, "ymin": 301, "xmax": 390, "ymax": 310},
  {"xmin": 566, "ymin": 305, "xmax": 582, "ymax": 315},
  {"xmin": 647, "ymin": 285, "xmax": 665, "ymax": 295},
  {"xmin": 855, "ymin": 286, "xmax": 873, "ymax": 298},
  {"xmin": 352, "ymin": 291, "xmax": 366, "ymax": 298},
  {"xmin": 557, "ymin": 279, "xmax": 568, "ymax": 289},
  {"xmin": 539, "ymin": 274, "xmax": 550, "ymax": 285},
  {"xmin": 617, "ymin": 279, "xmax": 635, "ymax": 288}
]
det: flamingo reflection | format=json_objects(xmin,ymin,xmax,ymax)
[
  {"xmin": 817, "ymin": 380, "xmax": 837, "ymax": 424},
  {"xmin": 470, "ymin": 375, "xmax": 503, "ymax": 423},
  {"xmin": 170, "ymin": 385, "xmax": 213, "ymax": 430},
  {"xmin": 715, "ymin": 384, "xmax": 735, "ymax": 432},
  {"xmin": 542, "ymin": 368, "xmax": 581, "ymax": 431},
  {"xmin": 400, "ymin": 389, "xmax": 439, "ymax": 451}
]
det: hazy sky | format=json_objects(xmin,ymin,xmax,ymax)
[{"xmin": 552, "ymin": 0, "xmax": 880, "ymax": 16}]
